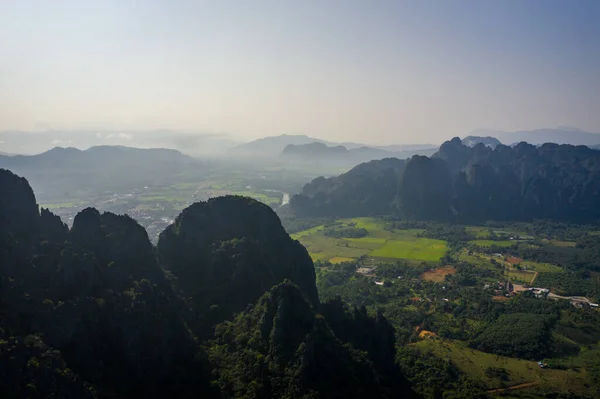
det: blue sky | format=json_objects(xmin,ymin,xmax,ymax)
[{"xmin": 0, "ymin": 0, "xmax": 598, "ymax": 144}]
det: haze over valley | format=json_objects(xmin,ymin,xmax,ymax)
[{"xmin": 2, "ymin": 1, "xmax": 600, "ymax": 398}]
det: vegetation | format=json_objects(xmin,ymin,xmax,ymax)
[
  {"xmin": 0, "ymin": 168, "xmax": 418, "ymax": 398},
  {"xmin": 292, "ymin": 218, "xmax": 448, "ymax": 264},
  {"xmin": 470, "ymin": 313, "xmax": 556, "ymax": 359},
  {"xmin": 291, "ymin": 138, "xmax": 600, "ymax": 223}
]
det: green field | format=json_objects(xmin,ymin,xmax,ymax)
[
  {"xmin": 518, "ymin": 261, "xmax": 563, "ymax": 273},
  {"xmin": 370, "ymin": 237, "xmax": 447, "ymax": 262},
  {"xmin": 413, "ymin": 339, "xmax": 591, "ymax": 395},
  {"xmin": 292, "ymin": 218, "xmax": 447, "ymax": 264},
  {"xmin": 505, "ymin": 269, "xmax": 537, "ymax": 284}
]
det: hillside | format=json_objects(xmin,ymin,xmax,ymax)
[
  {"xmin": 0, "ymin": 168, "xmax": 416, "ymax": 398},
  {"xmin": 291, "ymin": 138, "xmax": 600, "ymax": 223}
]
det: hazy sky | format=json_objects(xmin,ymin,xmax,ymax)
[{"xmin": 1, "ymin": 1, "xmax": 599, "ymax": 145}]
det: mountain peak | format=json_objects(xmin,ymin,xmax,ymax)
[
  {"xmin": 157, "ymin": 196, "xmax": 318, "ymax": 327},
  {"xmin": 0, "ymin": 168, "xmax": 39, "ymax": 235}
]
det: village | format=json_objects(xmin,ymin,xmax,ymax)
[{"xmin": 356, "ymin": 261, "xmax": 599, "ymax": 309}]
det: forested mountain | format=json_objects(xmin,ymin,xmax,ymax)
[
  {"xmin": 157, "ymin": 196, "xmax": 319, "ymax": 331},
  {"xmin": 291, "ymin": 138, "xmax": 600, "ymax": 223},
  {"xmin": 290, "ymin": 157, "xmax": 406, "ymax": 217},
  {"xmin": 0, "ymin": 168, "xmax": 416, "ymax": 398}
]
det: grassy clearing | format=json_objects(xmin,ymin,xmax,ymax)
[
  {"xmin": 518, "ymin": 261, "xmax": 563, "ymax": 273},
  {"xmin": 292, "ymin": 218, "xmax": 448, "ymax": 264},
  {"xmin": 421, "ymin": 266, "xmax": 457, "ymax": 282},
  {"xmin": 371, "ymin": 238, "xmax": 447, "ymax": 262},
  {"xmin": 413, "ymin": 339, "xmax": 590, "ymax": 394},
  {"xmin": 470, "ymin": 239, "xmax": 515, "ymax": 247},
  {"xmin": 457, "ymin": 249, "xmax": 502, "ymax": 272},
  {"xmin": 505, "ymin": 270, "xmax": 536, "ymax": 284}
]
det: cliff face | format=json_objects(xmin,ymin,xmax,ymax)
[{"xmin": 157, "ymin": 196, "xmax": 318, "ymax": 328}]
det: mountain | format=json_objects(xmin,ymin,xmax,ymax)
[
  {"xmin": 0, "ymin": 168, "xmax": 211, "ymax": 398},
  {"xmin": 231, "ymin": 134, "xmax": 360, "ymax": 156},
  {"xmin": 209, "ymin": 282, "xmax": 416, "ymax": 399},
  {"xmin": 0, "ymin": 168, "xmax": 416, "ymax": 398},
  {"xmin": 461, "ymin": 136, "xmax": 501, "ymax": 148},
  {"xmin": 231, "ymin": 134, "xmax": 436, "ymax": 158},
  {"xmin": 471, "ymin": 128, "xmax": 600, "ymax": 146},
  {"xmin": 0, "ymin": 151, "xmax": 14, "ymax": 156},
  {"xmin": 0, "ymin": 145, "xmax": 201, "ymax": 200},
  {"xmin": 290, "ymin": 157, "xmax": 406, "ymax": 217},
  {"xmin": 281, "ymin": 142, "xmax": 438, "ymax": 167},
  {"xmin": 0, "ymin": 130, "xmax": 241, "ymax": 156},
  {"xmin": 281, "ymin": 142, "xmax": 392, "ymax": 164},
  {"xmin": 157, "ymin": 195, "xmax": 318, "ymax": 330},
  {"xmin": 290, "ymin": 138, "xmax": 600, "ymax": 223}
]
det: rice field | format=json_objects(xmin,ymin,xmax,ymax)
[{"xmin": 292, "ymin": 218, "xmax": 448, "ymax": 264}]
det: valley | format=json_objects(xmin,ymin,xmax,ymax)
[{"xmin": 309, "ymin": 220, "xmax": 600, "ymax": 398}]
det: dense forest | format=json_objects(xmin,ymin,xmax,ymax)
[
  {"xmin": 0, "ymin": 168, "xmax": 417, "ymax": 398},
  {"xmin": 290, "ymin": 138, "xmax": 600, "ymax": 223}
]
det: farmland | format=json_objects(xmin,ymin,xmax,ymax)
[
  {"xmin": 412, "ymin": 339, "xmax": 591, "ymax": 396},
  {"xmin": 291, "ymin": 218, "xmax": 448, "ymax": 264},
  {"xmin": 315, "ymin": 221, "xmax": 600, "ymax": 398}
]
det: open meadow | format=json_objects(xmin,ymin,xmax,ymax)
[{"xmin": 291, "ymin": 218, "xmax": 448, "ymax": 264}]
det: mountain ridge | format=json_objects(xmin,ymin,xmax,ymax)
[
  {"xmin": 290, "ymin": 137, "xmax": 600, "ymax": 223},
  {"xmin": 471, "ymin": 127, "xmax": 600, "ymax": 146}
]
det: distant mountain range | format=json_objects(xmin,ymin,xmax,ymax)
[
  {"xmin": 471, "ymin": 127, "xmax": 600, "ymax": 146},
  {"xmin": 0, "ymin": 130, "xmax": 241, "ymax": 156},
  {"xmin": 0, "ymin": 145, "xmax": 200, "ymax": 200},
  {"xmin": 279, "ymin": 142, "xmax": 437, "ymax": 166},
  {"xmin": 231, "ymin": 134, "xmax": 437, "ymax": 157},
  {"xmin": 290, "ymin": 137, "xmax": 600, "ymax": 223}
]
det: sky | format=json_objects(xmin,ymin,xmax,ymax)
[{"xmin": 0, "ymin": 0, "xmax": 599, "ymax": 145}]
